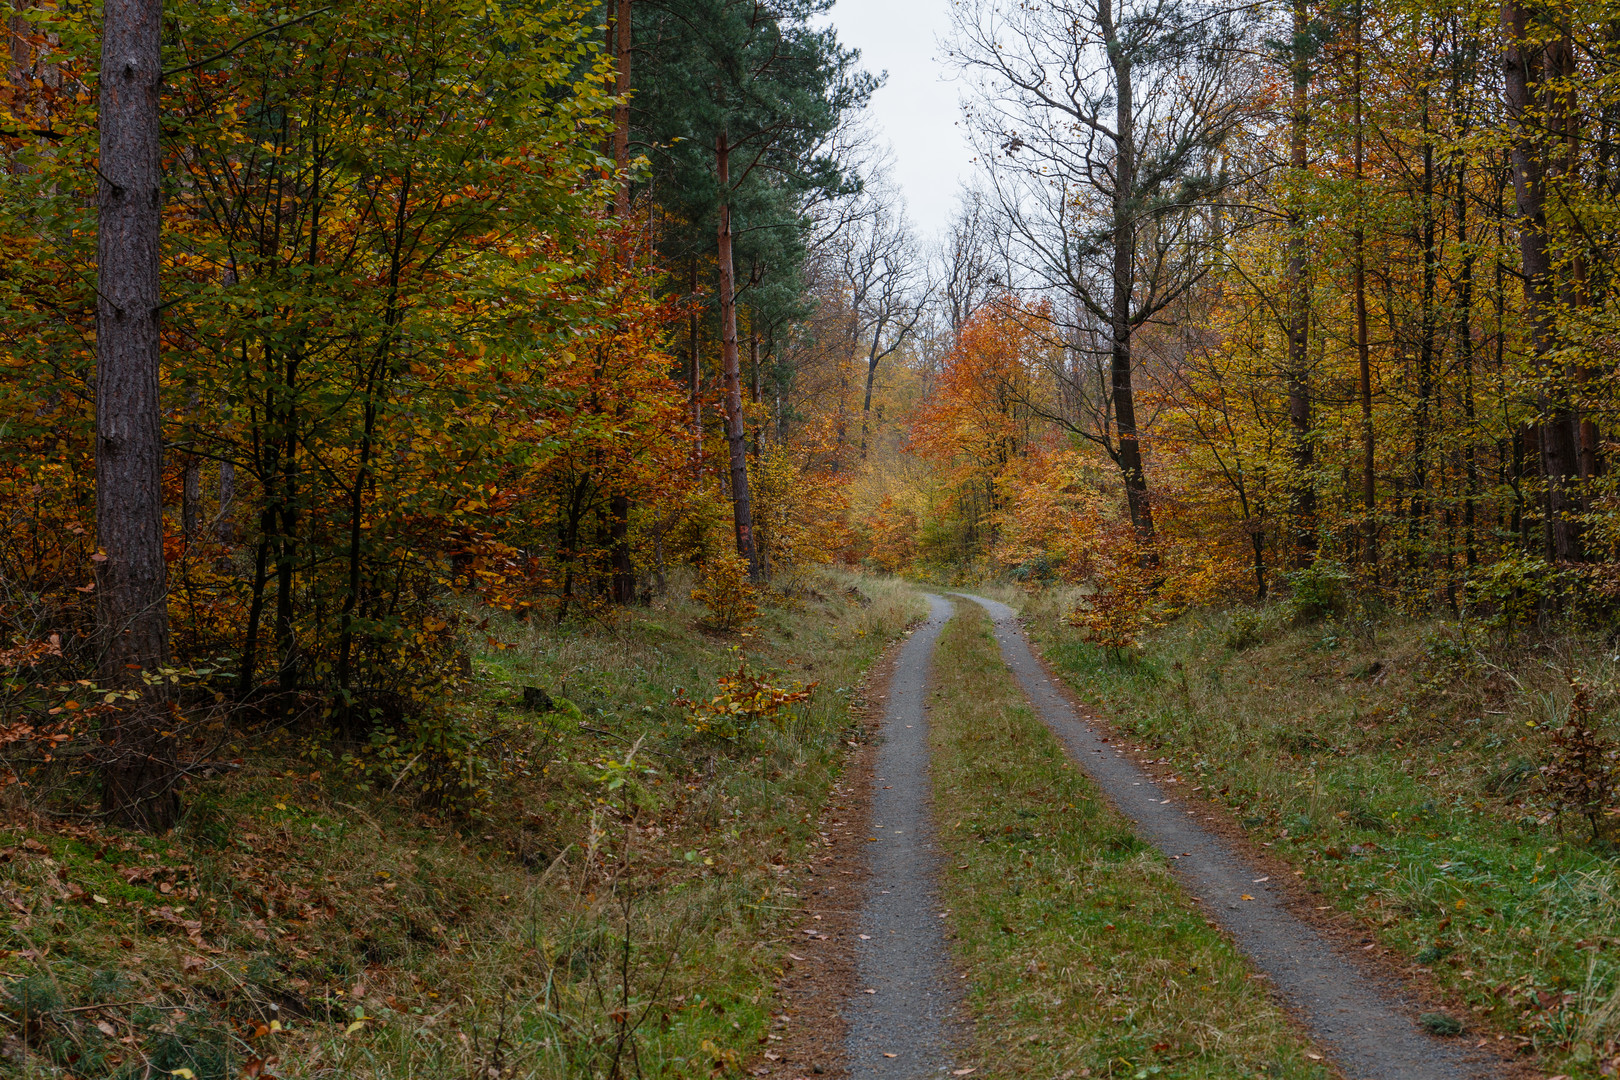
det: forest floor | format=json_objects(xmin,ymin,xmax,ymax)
[
  {"xmin": 5, "ymin": 576, "xmax": 1609, "ymax": 1080},
  {"xmin": 0, "ymin": 572, "xmax": 924, "ymax": 1080}
]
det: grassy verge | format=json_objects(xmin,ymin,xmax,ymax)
[
  {"xmin": 1018, "ymin": 594, "xmax": 1620, "ymax": 1078},
  {"xmin": 929, "ymin": 603, "xmax": 1330, "ymax": 1080},
  {"xmin": 0, "ymin": 571, "xmax": 924, "ymax": 1080}
]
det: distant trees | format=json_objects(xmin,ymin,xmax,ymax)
[
  {"xmin": 885, "ymin": 0, "xmax": 1620, "ymax": 611},
  {"xmin": 949, "ymin": 0, "xmax": 1252, "ymax": 545}
]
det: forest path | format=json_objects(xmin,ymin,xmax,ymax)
[
  {"xmin": 843, "ymin": 593, "xmax": 962, "ymax": 1078},
  {"xmin": 953, "ymin": 593, "xmax": 1503, "ymax": 1080}
]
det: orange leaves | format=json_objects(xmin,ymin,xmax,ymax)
[
  {"xmin": 676, "ymin": 654, "xmax": 817, "ymax": 743},
  {"xmin": 911, "ymin": 296, "xmax": 1047, "ymax": 485}
]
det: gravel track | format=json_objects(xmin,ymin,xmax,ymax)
[
  {"xmin": 843, "ymin": 594, "xmax": 960, "ymax": 1078},
  {"xmin": 955, "ymin": 592, "xmax": 1503, "ymax": 1080}
]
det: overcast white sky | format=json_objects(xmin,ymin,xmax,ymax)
[{"xmin": 827, "ymin": 0, "xmax": 974, "ymax": 242}]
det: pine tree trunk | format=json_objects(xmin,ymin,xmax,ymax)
[
  {"xmin": 96, "ymin": 0, "xmax": 175, "ymax": 830},
  {"xmin": 715, "ymin": 130, "xmax": 761, "ymax": 580}
]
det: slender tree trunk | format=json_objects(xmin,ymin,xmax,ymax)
[
  {"xmin": 1503, "ymin": 0, "xmax": 1581, "ymax": 562},
  {"xmin": 216, "ymin": 459, "xmax": 235, "ymax": 543},
  {"xmin": 1411, "ymin": 87, "xmax": 1437, "ymax": 591},
  {"xmin": 609, "ymin": 492, "xmax": 634, "ymax": 603},
  {"xmin": 714, "ymin": 130, "xmax": 760, "ymax": 579},
  {"xmin": 182, "ymin": 455, "xmax": 200, "ymax": 542},
  {"xmin": 1285, "ymin": 0, "xmax": 1314, "ymax": 567},
  {"xmin": 612, "ymin": 0, "xmax": 630, "ymax": 219},
  {"xmin": 96, "ymin": 0, "xmax": 175, "ymax": 830},
  {"xmin": 1458, "ymin": 173, "xmax": 1479, "ymax": 571},
  {"xmin": 688, "ymin": 257, "xmax": 701, "ymax": 471},
  {"xmin": 605, "ymin": 1, "xmax": 635, "ymax": 605},
  {"xmin": 1105, "ymin": 29, "xmax": 1154, "ymax": 546},
  {"xmin": 1354, "ymin": 5, "xmax": 1376, "ymax": 572},
  {"xmin": 860, "ymin": 351, "xmax": 880, "ymax": 460},
  {"xmin": 273, "ymin": 351, "xmax": 300, "ymax": 696}
]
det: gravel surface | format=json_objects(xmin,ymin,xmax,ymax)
[
  {"xmin": 843, "ymin": 594, "xmax": 961, "ymax": 1079},
  {"xmin": 956, "ymin": 593, "xmax": 1504, "ymax": 1080}
]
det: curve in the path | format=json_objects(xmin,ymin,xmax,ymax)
[
  {"xmin": 844, "ymin": 593, "xmax": 959, "ymax": 1079},
  {"xmin": 955, "ymin": 593, "xmax": 1501, "ymax": 1080}
]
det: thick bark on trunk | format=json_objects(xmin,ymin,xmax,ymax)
[
  {"xmin": 715, "ymin": 131, "xmax": 760, "ymax": 580},
  {"xmin": 95, "ymin": 0, "xmax": 175, "ymax": 830},
  {"xmin": 1285, "ymin": 0, "xmax": 1314, "ymax": 567},
  {"xmin": 1503, "ymin": 0, "xmax": 1582, "ymax": 562}
]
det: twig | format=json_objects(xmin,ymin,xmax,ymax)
[
  {"xmin": 163, "ymin": 7, "xmax": 334, "ymax": 77},
  {"xmin": 333, "ymin": 801, "xmax": 385, "ymax": 836}
]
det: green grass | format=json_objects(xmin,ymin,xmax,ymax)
[
  {"xmin": 929, "ymin": 604, "xmax": 1331, "ymax": 1080},
  {"xmin": 1015, "ymin": 595, "xmax": 1620, "ymax": 1078},
  {"xmin": 0, "ymin": 570, "xmax": 925, "ymax": 1080}
]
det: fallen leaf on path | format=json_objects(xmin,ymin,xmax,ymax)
[
  {"xmin": 952, "ymin": 1069, "xmax": 976, "ymax": 1076},
  {"xmin": 1305, "ymin": 1052, "xmax": 1322, "ymax": 1061},
  {"xmin": 1241, "ymin": 894, "xmax": 1255, "ymax": 901},
  {"xmin": 863, "ymin": 989, "xmax": 876, "ymax": 994},
  {"xmin": 882, "ymin": 1053, "xmax": 897, "ymax": 1058}
]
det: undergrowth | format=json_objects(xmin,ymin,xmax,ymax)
[{"xmin": 0, "ymin": 570, "xmax": 924, "ymax": 1079}]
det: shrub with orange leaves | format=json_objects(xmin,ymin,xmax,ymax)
[{"xmin": 675, "ymin": 654, "xmax": 818, "ymax": 744}]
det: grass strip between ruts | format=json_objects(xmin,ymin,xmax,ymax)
[{"xmin": 928, "ymin": 603, "xmax": 1332, "ymax": 1080}]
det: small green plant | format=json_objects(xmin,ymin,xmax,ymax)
[
  {"xmin": 4, "ymin": 975, "xmax": 62, "ymax": 1025},
  {"xmin": 1223, "ymin": 610, "xmax": 1267, "ymax": 651},
  {"xmin": 1420, "ymin": 1012, "xmax": 1463, "ymax": 1036},
  {"xmin": 1283, "ymin": 559, "xmax": 1352, "ymax": 622},
  {"xmin": 1466, "ymin": 554, "xmax": 1568, "ymax": 642}
]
